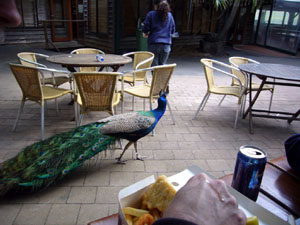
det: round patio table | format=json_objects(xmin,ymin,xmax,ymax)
[{"xmin": 47, "ymin": 53, "xmax": 132, "ymax": 72}]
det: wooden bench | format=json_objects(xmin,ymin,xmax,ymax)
[{"xmin": 221, "ymin": 156, "xmax": 300, "ymax": 221}]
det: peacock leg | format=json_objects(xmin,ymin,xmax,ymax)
[
  {"xmin": 116, "ymin": 141, "xmax": 133, "ymax": 164},
  {"xmin": 134, "ymin": 142, "xmax": 147, "ymax": 161}
]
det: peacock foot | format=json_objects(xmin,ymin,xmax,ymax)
[
  {"xmin": 115, "ymin": 157, "xmax": 127, "ymax": 164},
  {"xmin": 136, "ymin": 154, "xmax": 147, "ymax": 161}
]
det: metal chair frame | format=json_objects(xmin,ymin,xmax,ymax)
[
  {"xmin": 10, "ymin": 63, "xmax": 72, "ymax": 140},
  {"xmin": 193, "ymin": 59, "xmax": 246, "ymax": 129},
  {"xmin": 228, "ymin": 56, "xmax": 275, "ymax": 113}
]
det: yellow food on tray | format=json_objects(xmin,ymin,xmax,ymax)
[
  {"xmin": 246, "ymin": 216, "xmax": 259, "ymax": 225},
  {"xmin": 136, "ymin": 214, "xmax": 154, "ymax": 225},
  {"xmin": 123, "ymin": 207, "xmax": 150, "ymax": 218},
  {"xmin": 142, "ymin": 175, "xmax": 176, "ymax": 213},
  {"xmin": 122, "ymin": 175, "xmax": 177, "ymax": 225}
]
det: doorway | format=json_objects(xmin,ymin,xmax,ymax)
[{"xmin": 49, "ymin": 0, "xmax": 73, "ymax": 42}]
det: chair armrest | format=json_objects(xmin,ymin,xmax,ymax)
[
  {"xmin": 121, "ymin": 63, "xmax": 176, "ymax": 75},
  {"xmin": 204, "ymin": 60, "xmax": 244, "ymax": 90},
  {"xmin": 39, "ymin": 67, "xmax": 71, "ymax": 75},
  {"xmin": 230, "ymin": 58, "xmax": 260, "ymax": 69},
  {"xmin": 122, "ymin": 52, "xmax": 135, "ymax": 57},
  {"xmin": 37, "ymin": 67, "xmax": 71, "ymax": 85},
  {"xmin": 247, "ymin": 58, "xmax": 260, "ymax": 64},
  {"xmin": 34, "ymin": 53, "xmax": 49, "ymax": 59},
  {"xmin": 18, "ymin": 56, "xmax": 47, "ymax": 68},
  {"xmin": 135, "ymin": 55, "xmax": 154, "ymax": 70}
]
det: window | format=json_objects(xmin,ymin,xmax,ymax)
[
  {"xmin": 270, "ymin": 11, "xmax": 290, "ymax": 25},
  {"xmin": 292, "ymin": 13, "xmax": 299, "ymax": 26}
]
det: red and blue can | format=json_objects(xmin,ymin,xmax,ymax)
[{"xmin": 231, "ymin": 145, "xmax": 267, "ymax": 201}]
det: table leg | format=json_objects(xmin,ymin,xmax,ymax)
[
  {"xmin": 111, "ymin": 65, "xmax": 121, "ymax": 72},
  {"xmin": 243, "ymin": 74, "xmax": 267, "ymax": 133},
  {"xmin": 64, "ymin": 66, "xmax": 76, "ymax": 106},
  {"xmin": 66, "ymin": 66, "xmax": 77, "ymax": 73},
  {"xmin": 249, "ymin": 74, "xmax": 253, "ymax": 133},
  {"xmin": 288, "ymin": 108, "xmax": 300, "ymax": 124}
]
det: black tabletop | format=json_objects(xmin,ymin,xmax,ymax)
[{"xmin": 239, "ymin": 63, "xmax": 300, "ymax": 82}]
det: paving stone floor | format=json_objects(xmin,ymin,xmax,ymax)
[{"xmin": 0, "ymin": 44, "xmax": 299, "ymax": 225}]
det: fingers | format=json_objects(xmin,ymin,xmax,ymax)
[
  {"xmin": 0, "ymin": 1, "xmax": 22, "ymax": 27},
  {"xmin": 236, "ymin": 209, "xmax": 247, "ymax": 225}
]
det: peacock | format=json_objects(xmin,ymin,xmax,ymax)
[{"xmin": 0, "ymin": 92, "xmax": 168, "ymax": 195}]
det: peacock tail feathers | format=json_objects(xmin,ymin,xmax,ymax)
[
  {"xmin": 0, "ymin": 122, "xmax": 117, "ymax": 195},
  {"xmin": 0, "ymin": 93, "xmax": 169, "ymax": 196}
]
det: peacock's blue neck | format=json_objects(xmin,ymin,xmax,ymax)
[{"xmin": 151, "ymin": 95, "xmax": 167, "ymax": 121}]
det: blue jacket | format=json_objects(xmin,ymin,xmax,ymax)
[{"xmin": 142, "ymin": 10, "xmax": 175, "ymax": 45}]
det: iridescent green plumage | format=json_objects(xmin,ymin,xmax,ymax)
[
  {"xmin": 0, "ymin": 122, "xmax": 116, "ymax": 195},
  {"xmin": 0, "ymin": 93, "xmax": 168, "ymax": 195}
]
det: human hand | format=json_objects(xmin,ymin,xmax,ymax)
[
  {"xmin": 142, "ymin": 32, "xmax": 149, "ymax": 38},
  {"xmin": 163, "ymin": 173, "xmax": 246, "ymax": 225}
]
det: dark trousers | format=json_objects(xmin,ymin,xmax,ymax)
[{"xmin": 148, "ymin": 43, "xmax": 171, "ymax": 66}]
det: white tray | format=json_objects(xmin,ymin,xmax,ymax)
[
  {"xmin": 119, "ymin": 166, "xmax": 291, "ymax": 225},
  {"xmin": 167, "ymin": 166, "xmax": 290, "ymax": 225}
]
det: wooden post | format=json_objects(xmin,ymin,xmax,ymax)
[{"xmin": 42, "ymin": 21, "xmax": 49, "ymax": 49}]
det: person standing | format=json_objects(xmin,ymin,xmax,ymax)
[{"xmin": 142, "ymin": 0, "xmax": 175, "ymax": 66}]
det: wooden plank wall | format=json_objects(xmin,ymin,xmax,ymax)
[
  {"xmin": 1, "ymin": 28, "xmax": 51, "ymax": 44},
  {"xmin": 84, "ymin": 0, "xmax": 115, "ymax": 53}
]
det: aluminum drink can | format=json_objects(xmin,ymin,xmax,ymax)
[{"xmin": 231, "ymin": 145, "xmax": 267, "ymax": 201}]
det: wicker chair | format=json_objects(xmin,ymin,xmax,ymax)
[
  {"xmin": 228, "ymin": 56, "xmax": 275, "ymax": 112},
  {"xmin": 193, "ymin": 59, "xmax": 246, "ymax": 129},
  {"xmin": 10, "ymin": 63, "xmax": 73, "ymax": 140},
  {"xmin": 73, "ymin": 72, "xmax": 121, "ymax": 126},
  {"xmin": 123, "ymin": 63, "xmax": 176, "ymax": 125},
  {"xmin": 120, "ymin": 51, "xmax": 154, "ymax": 86},
  {"xmin": 17, "ymin": 52, "xmax": 72, "ymax": 88},
  {"xmin": 70, "ymin": 48, "xmax": 105, "ymax": 72}
]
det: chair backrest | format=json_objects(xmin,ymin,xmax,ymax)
[
  {"xmin": 125, "ymin": 51, "xmax": 154, "ymax": 81},
  {"xmin": 73, "ymin": 72, "xmax": 119, "ymax": 114},
  {"xmin": 17, "ymin": 52, "xmax": 38, "ymax": 67},
  {"xmin": 150, "ymin": 63, "xmax": 176, "ymax": 99},
  {"xmin": 229, "ymin": 57, "xmax": 259, "ymax": 86},
  {"xmin": 71, "ymin": 48, "xmax": 105, "ymax": 55},
  {"xmin": 71, "ymin": 48, "xmax": 105, "ymax": 72},
  {"xmin": 9, "ymin": 63, "xmax": 43, "ymax": 101},
  {"xmin": 17, "ymin": 52, "xmax": 48, "ymax": 68},
  {"xmin": 201, "ymin": 58, "xmax": 215, "ymax": 91}
]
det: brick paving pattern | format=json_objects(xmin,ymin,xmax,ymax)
[{"xmin": 0, "ymin": 44, "xmax": 299, "ymax": 225}]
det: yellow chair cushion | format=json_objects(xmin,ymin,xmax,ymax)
[
  {"xmin": 44, "ymin": 76, "xmax": 70, "ymax": 86},
  {"xmin": 123, "ymin": 84, "xmax": 151, "ymax": 98},
  {"xmin": 42, "ymin": 86, "xmax": 73, "ymax": 100},
  {"xmin": 210, "ymin": 86, "xmax": 244, "ymax": 98}
]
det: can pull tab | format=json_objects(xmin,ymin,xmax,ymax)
[
  {"xmin": 253, "ymin": 151, "xmax": 262, "ymax": 156},
  {"xmin": 241, "ymin": 147, "xmax": 266, "ymax": 159}
]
